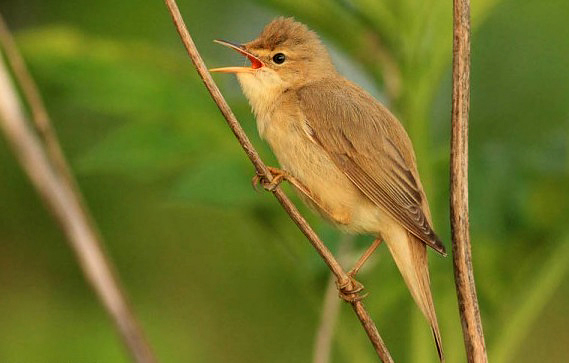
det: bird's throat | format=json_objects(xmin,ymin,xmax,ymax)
[{"xmin": 236, "ymin": 71, "xmax": 287, "ymax": 137}]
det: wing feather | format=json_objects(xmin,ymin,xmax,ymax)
[{"xmin": 298, "ymin": 79, "xmax": 446, "ymax": 255}]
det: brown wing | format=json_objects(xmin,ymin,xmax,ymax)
[{"xmin": 298, "ymin": 79, "xmax": 446, "ymax": 255}]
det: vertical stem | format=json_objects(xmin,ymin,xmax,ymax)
[{"xmin": 450, "ymin": 0, "xmax": 488, "ymax": 362}]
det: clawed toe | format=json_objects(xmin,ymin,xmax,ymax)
[
  {"xmin": 251, "ymin": 174, "xmax": 261, "ymax": 191},
  {"xmin": 336, "ymin": 277, "xmax": 368, "ymax": 302},
  {"xmin": 251, "ymin": 167, "xmax": 288, "ymax": 192}
]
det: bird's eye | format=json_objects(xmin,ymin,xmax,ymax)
[{"xmin": 272, "ymin": 53, "xmax": 286, "ymax": 64}]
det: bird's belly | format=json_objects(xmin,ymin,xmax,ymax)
[{"xmin": 264, "ymin": 122, "xmax": 385, "ymax": 234}]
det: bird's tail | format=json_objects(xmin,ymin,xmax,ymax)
[{"xmin": 384, "ymin": 229, "xmax": 444, "ymax": 362}]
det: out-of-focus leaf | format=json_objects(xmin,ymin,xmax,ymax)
[
  {"xmin": 18, "ymin": 26, "xmax": 239, "ymax": 180},
  {"xmin": 526, "ymin": 175, "xmax": 569, "ymax": 232},
  {"xmin": 78, "ymin": 120, "xmax": 210, "ymax": 179},
  {"xmin": 170, "ymin": 156, "xmax": 261, "ymax": 207}
]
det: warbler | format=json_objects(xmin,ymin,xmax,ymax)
[{"xmin": 211, "ymin": 17, "xmax": 446, "ymax": 360}]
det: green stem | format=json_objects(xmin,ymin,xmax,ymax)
[
  {"xmin": 396, "ymin": 80, "xmax": 435, "ymax": 199},
  {"xmin": 490, "ymin": 236, "xmax": 569, "ymax": 363}
]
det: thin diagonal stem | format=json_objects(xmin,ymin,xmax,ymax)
[
  {"xmin": 0, "ymin": 14, "xmax": 157, "ymax": 363},
  {"xmin": 0, "ymin": 15, "xmax": 76, "ymax": 187},
  {"xmin": 163, "ymin": 1, "xmax": 392, "ymax": 361}
]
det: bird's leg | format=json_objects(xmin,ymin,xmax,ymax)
[
  {"xmin": 251, "ymin": 167, "xmax": 370, "ymax": 302},
  {"xmin": 348, "ymin": 238, "xmax": 383, "ymax": 278},
  {"xmin": 335, "ymin": 238, "xmax": 382, "ymax": 302},
  {"xmin": 251, "ymin": 166, "xmax": 289, "ymax": 192}
]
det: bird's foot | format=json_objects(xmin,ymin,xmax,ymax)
[
  {"xmin": 251, "ymin": 167, "xmax": 288, "ymax": 192},
  {"xmin": 336, "ymin": 276, "xmax": 368, "ymax": 302}
]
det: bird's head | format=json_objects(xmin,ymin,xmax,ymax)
[{"xmin": 210, "ymin": 17, "xmax": 336, "ymax": 96}]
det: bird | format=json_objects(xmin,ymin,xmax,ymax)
[{"xmin": 210, "ymin": 17, "xmax": 446, "ymax": 360}]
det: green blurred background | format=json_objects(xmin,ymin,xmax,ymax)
[{"xmin": 1, "ymin": 0, "xmax": 568, "ymax": 362}]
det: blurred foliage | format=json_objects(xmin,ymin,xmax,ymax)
[{"xmin": 1, "ymin": 0, "xmax": 568, "ymax": 362}]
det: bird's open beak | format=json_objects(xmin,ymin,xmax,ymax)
[{"xmin": 209, "ymin": 39, "xmax": 264, "ymax": 73}]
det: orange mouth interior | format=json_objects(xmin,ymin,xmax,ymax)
[
  {"xmin": 233, "ymin": 47, "xmax": 263, "ymax": 69},
  {"xmin": 210, "ymin": 40, "xmax": 264, "ymax": 73}
]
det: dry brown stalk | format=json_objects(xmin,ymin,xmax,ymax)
[
  {"xmin": 450, "ymin": 0, "xmax": 488, "ymax": 362},
  {"xmin": 0, "ymin": 15, "xmax": 72, "ymax": 182},
  {"xmin": 163, "ymin": 0, "xmax": 393, "ymax": 361},
  {"xmin": 0, "ymin": 14, "xmax": 157, "ymax": 363}
]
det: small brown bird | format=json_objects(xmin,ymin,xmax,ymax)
[{"xmin": 211, "ymin": 17, "xmax": 446, "ymax": 360}]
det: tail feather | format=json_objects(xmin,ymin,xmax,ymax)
[{"xmin": 384, "ymin": 228, "xmax": 444, "ymax": 362}]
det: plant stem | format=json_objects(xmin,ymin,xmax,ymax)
[
  {"xmin": 313, "ymin": 234, "xmax": 354, "ymax": 363},
  {"xmin": 450, "ymin": 0, "xmax": 488, "ymax": 361},
  {"xmin": 490, "ymin": 239, "xmax": 569, "ymax": 363},
  {"xmin": 0, "ymin": 26, "xmax": 157, "ymax": 363}
]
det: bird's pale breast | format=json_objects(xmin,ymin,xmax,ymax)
[{"xmin": 261, "ymin": 102, "xmax": 387, "ymax": 234}]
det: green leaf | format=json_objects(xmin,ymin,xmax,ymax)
[
  {"xmin": 170, "ymin": 156, "xmax": 262, "ymax": 207},
  {"xmin": 18, "ymin": 26, "xmax": 238, "ymax": 180}
]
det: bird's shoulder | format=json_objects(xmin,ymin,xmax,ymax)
[{"xmin": 295, "ymin": 77, "xmax": 415, "ymax": 168}]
